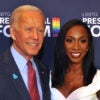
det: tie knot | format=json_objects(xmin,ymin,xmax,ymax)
[
  {"xmin": 27, "ymin": 61, "xmax": 32, "ymax": 67},
  {"xmin": 27, "ymin": 61, "xmax": 33, "ymax": 70}
]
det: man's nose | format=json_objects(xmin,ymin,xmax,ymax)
[{"xmin": 32, "ymin": 29, "xmax": 38, "ymax": 39}]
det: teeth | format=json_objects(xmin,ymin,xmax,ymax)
[
  {"xmin": 30, "ymin": 43, "xmax": 37, "ymax": 46},
  {"xmin": 27, "ymin": 42, "xmax": 37, "ymax": 46},
  {"xmin": 71, "ymin": 53, "xmax": 80, "ymax": 57}
]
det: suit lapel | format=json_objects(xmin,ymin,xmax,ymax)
[
  {"xmin": 3, "ymin": 50, "xmax": 30, "ymax": 100},
  {"xmin": 34, "ymin": 58, "xmax": 50, "ymax": 100}
]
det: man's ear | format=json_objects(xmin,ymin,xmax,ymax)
[{"xmin": 10, "ymin": 26, "xmax": 16, "ymax": 40}]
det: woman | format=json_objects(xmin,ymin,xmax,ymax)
[{"xmin": 51, "ymin": 19, "xmax": 100, "ymax": 100}]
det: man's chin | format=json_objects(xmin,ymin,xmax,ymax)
[{"xmin": 30, "ymin": 51, "xmax": 39, "ymax": 56}]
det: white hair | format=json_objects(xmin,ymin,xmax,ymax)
[{"xmin": 10, "ymin": 5, "xmax": 45, "ymax": 27}]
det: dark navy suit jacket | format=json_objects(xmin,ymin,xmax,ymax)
[{"xmin": 0, "ymin": 49, "xmax": 51, "ymax": 100}]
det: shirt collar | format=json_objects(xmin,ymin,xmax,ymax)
[{"xmin": 10, "ymin": 46, "xmax": 27, "ymax": 71}]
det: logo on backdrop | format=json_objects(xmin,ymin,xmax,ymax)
[
  {"xmin": 0, "ymin": 12, "xmax": 61, "ymax": 38},
  {"xmin": 45, "ymin": 17, "xmax": 60, "ymax": 37},
  {"xmin": 0, "ymin": 12, "xmax": 10, "ymax": 37},
  {"xmin": 82, "ymin": 12, "xmax": 100, "ymax": 37}
]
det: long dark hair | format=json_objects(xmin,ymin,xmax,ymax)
[{"xmin": 52, "ymin": 19, "xmax": 96, "ymax": 87}]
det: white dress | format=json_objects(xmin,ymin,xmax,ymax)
[{"xmin": 50, "ymin": 70, "xmax": 100, "ymax": 100}]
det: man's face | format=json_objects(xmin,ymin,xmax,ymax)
[{"xmin": 10, "ymin": 10, "xmax": 45, "ymax": 60}]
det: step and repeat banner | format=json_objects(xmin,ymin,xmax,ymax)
[{"xmin": 0, "ymin": 0, "xmax": 100, "ymax": 69}]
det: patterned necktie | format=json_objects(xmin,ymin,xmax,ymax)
[{"xmin": 27, "ymin": 61, "xmax": 40, "ymax": 100}]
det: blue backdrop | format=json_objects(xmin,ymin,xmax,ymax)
[{"xmin": 0, "ymin": 0, "xmax": 100, "ymax": 69}]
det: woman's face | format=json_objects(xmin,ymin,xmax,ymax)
[{"xmin": 64, "ymin": 25, "xmax": 89, "ymax": 64}]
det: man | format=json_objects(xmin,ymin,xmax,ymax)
[{"xmin": 0, "ymin": 5, "xmax": 50, "ymax": 100}]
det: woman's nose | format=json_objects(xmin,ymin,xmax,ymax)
[{"xmin": 73, "ymin": 41, "xmax": 80, "ymax": 50}]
